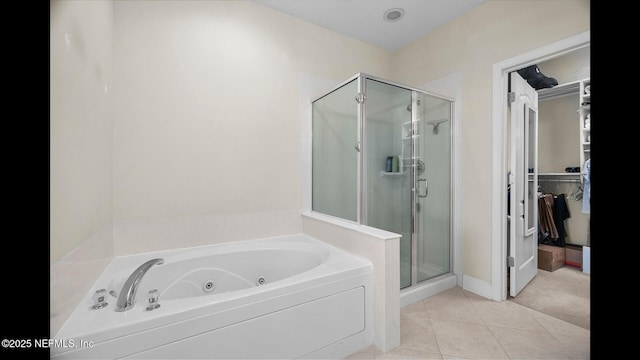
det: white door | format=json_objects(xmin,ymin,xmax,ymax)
[{"xmin": 509, "ymin": 72, "xmax": 539, "ymax": 297}]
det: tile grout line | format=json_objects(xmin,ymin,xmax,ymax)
[
  {"xmin": 464, "ymin": 290, "xmax": 514, "ymax": 360},
  {"xmin": 420, "ymin": 298, "xmax": 445, "ymax": 359}
]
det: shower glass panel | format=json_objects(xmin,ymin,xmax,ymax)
[
  {"xmin": 311, "ymin": 74, "xmax": 453, "ymax": 291},
  {"xmin": 414, "ymin": 92, "xmax": 451, "ymax": 283},
  {"xmin": 312, "ymin": 79, "xmax": 359, "ymax": 221},
  {"xmin": 364, "ymin": 79, "xmax": 413, "ymax": 288}
]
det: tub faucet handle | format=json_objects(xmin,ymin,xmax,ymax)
[
  {"xmin": 91, "ymin": 289, "xmax": 108, "ymax": 310},
  {"xmin": 146, "ymin": 289, "xmax": 161, "ymax": 311}
]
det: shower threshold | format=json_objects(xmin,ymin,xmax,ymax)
[{"xmin": 400, "ymin": 273, "xmax": 457, "ymax": 308}]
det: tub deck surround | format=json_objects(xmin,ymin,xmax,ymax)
[
  {"xmin": 301, "ymin": 212, "xmax": 401, "ymax": 353},
  {"xmin": 51, "ymin": 234, "xmax": 373, "ymax": 359},
  {"xmin": 50, "ymin": 224, "xmax": 114, "ymax": 336}
]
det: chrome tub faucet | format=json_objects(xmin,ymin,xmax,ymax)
[{"xmin": 115, "ymin": 258, "xmax": 164, "ymax": 312}]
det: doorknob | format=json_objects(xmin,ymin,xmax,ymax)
[{"xmin": 418, "ymin": 178, "xmax": 428, "ymax": 198}]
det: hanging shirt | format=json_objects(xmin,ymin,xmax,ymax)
[{"xmin": 581, "ymin": 159, "xmax": 590, "ymax": 214}]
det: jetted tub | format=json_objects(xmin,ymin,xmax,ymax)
[{"xmin": 52, "ymin": 234, "xmax": 373, "ymax": 359}]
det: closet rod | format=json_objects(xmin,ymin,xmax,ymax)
[{"xmin": 537, "ymin": 178, "xmax": 581, "ymax": 183}]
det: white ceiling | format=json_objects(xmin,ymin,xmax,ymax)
[{"xmin": 249, "ymin": 0, "xmax": 487, "ymax": 52}]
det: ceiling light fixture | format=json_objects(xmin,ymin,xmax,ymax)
[{"xmin": 383, "ymin": 8, "xmax": 405, "ymax": 22}]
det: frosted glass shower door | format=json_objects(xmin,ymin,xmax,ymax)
[
  {"xmin": 414, "ymin": 93, "xmax": 451, "ymax": 283},
  {"xmin": 312, "ymin": 79, "xmax": 359, "ymax": 221}
]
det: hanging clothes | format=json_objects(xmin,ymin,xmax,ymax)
[
  {"xmin": 552, "ymin": 193, "xmax": 571, "ymax": 247},
  {"xmin": 581, "ymin": 159, "xmax": 590, "ymax": 214},
  {"xmin": 538, "ymin": 192, "xmax": 571, "ymax": 247},
  {"xmin": 538, "ymin": 194, "xmax": 558, "ymax": 243}
]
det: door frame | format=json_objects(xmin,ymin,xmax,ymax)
[{"xmin": 491, "ymin": 31, "xmax": 590, "ymax": 301}]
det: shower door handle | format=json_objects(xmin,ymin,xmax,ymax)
[
  {"xmin": 354, "ymin": 142, "xmax": 361, "ymax": 152},
  {"xmin": 418, "ymin": 178, "xmax": 428, "ymax": 198}
]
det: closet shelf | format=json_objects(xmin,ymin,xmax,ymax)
[
  {"xmin": 538, "ymin": 173, "xmax": 580, "ymax": 176},
  {"xmin": 578, "ymin": 78, "xmax": 590, "ymax": 184},
  {"xmin": 538, "ymin": 80, "xmax": 581, "ymax": 101}
]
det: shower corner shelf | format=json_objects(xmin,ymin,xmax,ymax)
[{"xmin": 380, "ymin": 171, "xmax": 406, "ymax": 177}]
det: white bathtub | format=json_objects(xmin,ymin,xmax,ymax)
[{"xmin": 52, "ymin": 234, "xmax": 373, "ymax": 359}]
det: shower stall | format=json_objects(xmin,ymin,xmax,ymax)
[{"xmin": 312, "ymin": 73, "xmax": 454, "ymax": 291}]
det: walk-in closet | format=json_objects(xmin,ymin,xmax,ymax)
[{"xmin": 535, "ymin": 46, "xmax": 590, "ymax": 272}]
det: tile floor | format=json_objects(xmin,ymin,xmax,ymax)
[{"xmin": 346, "ymin": 287, "xmax": 590, "ymax": 359}]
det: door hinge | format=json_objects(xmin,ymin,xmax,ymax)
[
  {"xmin": 507, "ymin": 256, "xmax": 514, "ymax": 267},
  {"xmin": 508, "ymin": 92, "xmax": 515, "ymax": 103},
  {"xmin": 355, "ymin": 92, "xmax": 366, "ymax": 104}
]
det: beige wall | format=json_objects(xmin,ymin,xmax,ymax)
[
  {"xmin": 50, "ymin": 0, "xmax": 114, "ymax": 264},
  {"xmin": 538, "ymin": 46, "xmax": 590, "ymax": 84},
  {"xmin": 112, "ymin": 0, "xmax": 390, "ymax": 226},
  {"xmin": 50, "ymin": 0, "xmax": 115, "ymax": 335},
  {"xmin": 391, "ymin": 0, "xmax": 590, "ymax": 283},
  {"xmin": 538, "ymin": 95, "xmax": 581, "ymax": 173}
]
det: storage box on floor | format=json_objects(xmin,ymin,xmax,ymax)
[
  {"xmin": 565, "ymin": 244, "xmax": 583, "ymax": 269},
  {"xmin": 538, "ymin": 244, "xmax": 565, "ymax": 272}
]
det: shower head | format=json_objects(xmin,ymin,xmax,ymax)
[{"xmin": 426, "ymin": 119, "xmax": 449, "ymax": 134}]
